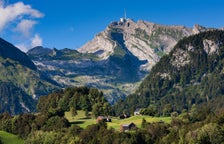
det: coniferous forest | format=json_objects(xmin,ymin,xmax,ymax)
[
  {"xmin": 1, "ymin": 87, "xmax": 224, "ymax": 143},
  {"xmin": 114, "ymin": 30, "xmax": 224, "ymax": 117}
]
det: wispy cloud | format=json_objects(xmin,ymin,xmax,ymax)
[
  {"xmin": 0, "ymin": 1, "xmax": 44, "ymax": 52},
  {"xmin": 14, "ymin": 19, "xmax": 37, "ymax": 37},
  {"xmin": 15, "ymin": 43, "xmax": 29, "ymax": 52},
  {"xmin": 16, "ymin": 34, "xmax": 43, "ymax": 52},
  {"xmin": 0, "ymin": 1, "xmax": 43, "ymax": 31},
  {"xmin": 31, "ymin": 34, "xmax": 42, "ymax": 48}
]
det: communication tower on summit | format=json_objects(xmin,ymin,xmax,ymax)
[
  {"xmin": 120, "ymin": 8, "xmax": 127, "ymax": 23},
  {"xmin": 124, "ymin": 8, "xmax": 127, "ymax": 19}
]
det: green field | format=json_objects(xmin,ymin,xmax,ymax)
[
  {"xmin": 0, "ymin": 131, "xmax": 24, "ymax": 144},
  {"xmin": 65, "ymin": 111, "xmax": 96, "ymax": 128},
  {"xmin": 65, "ymin": 111, "xmax": 171, "ymax": 130}
]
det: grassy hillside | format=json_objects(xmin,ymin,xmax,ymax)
[
  {"xmin": 65, "ymin": 110, "xmax": 171, "ymax": 130},
  {"xmin": 107, "ymin": 115, "xmax": 171, "ymax": 130},
  {"xmin": 0, "ymin": 131, "xmax": 24, "ymax": 144},
  {"xmin": 65, "ymin": 111, "xmax": 96, "ymax": 128}
]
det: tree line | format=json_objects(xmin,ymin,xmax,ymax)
[{"xmin": 1, "ymin": 102, "xmax": 224, "ymax": 143}]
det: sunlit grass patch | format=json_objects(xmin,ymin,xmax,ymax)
[
  {"xmin": 0, "ymin": 131, "xmax": 24, "ymax": 144},
  {"xmin": 65, "ymin": 111, "xmax": 171, "ymax": 130}
]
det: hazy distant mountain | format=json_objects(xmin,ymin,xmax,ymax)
[
  {"xmin": 28, "ymin": 19, "xmax": 211, "ymax": 103},
  {"xmin": 0, "ymin": 38, "xmax": 59, "ymax": 114},
  {"xmin": 114, "ymin": 30, "xmax": 224, "ymax": 115}
]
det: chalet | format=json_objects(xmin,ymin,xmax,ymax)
[
  {"xmin": 134, "ymin": 108, "xmax": 141, "ymax": 115},
  {"xmin": 96, "ymin": 116, "xmax": 111, "ymax": 123},
  {"xmin": 120, "ymin": 122, "xmax": 136, "ymax": 132},
  {"xmin": 119, "ymin": 114, "xmax": 130, "ymax": 119}
]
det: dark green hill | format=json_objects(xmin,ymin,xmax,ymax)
[
  {"xmin": 0, "ymin": 38, "xmax": 36, "ymax": 70},
  {"xmin": 0, "ymin": 38, "xmax": 59, "ymax": 114},
  {"xmin": 114, "ymin": 30, "xmax": 224, "ymax": 115}
]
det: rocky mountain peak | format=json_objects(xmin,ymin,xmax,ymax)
[
  {"xmin": 193, "ymin": 24, "xmax": 208, "ymax": 33},
  {"xmin": 78, "ymin": 19, "xmax": 198, "ymax": 71}
]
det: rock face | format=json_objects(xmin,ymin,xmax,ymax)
[
  {"xmin": 79, "ymin": 19, "xmax": 203, "ymax": 70},
  {"xmin": 28, "ymin": 19, "xmax": 211, "ymax": 103}
]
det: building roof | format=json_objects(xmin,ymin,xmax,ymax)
[
  {"xmin": 134, "ymin": 108, "xmax": 141, "ymax": 113},
  {"xmin": 120, "ymin": 122, "xmax": 136, "ymax": 132},
  {"xmin": 121, "ymin": 122, "xmax": 136, "ymax": 127}
]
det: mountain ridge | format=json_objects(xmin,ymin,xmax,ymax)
[
  {"xmin": 78, "ymin": 19, "xmax": 208, "ymax": 70},
  {"xmin": 113, "ymin": 30, "xmax": 224, "ymax": 115},
  {"xmin": 28, "ymin": 19, "xmax": 214, "ymax": 103}
]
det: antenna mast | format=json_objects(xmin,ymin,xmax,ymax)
[{"xmin": 124, "ymin": 8, "xmax": 127, "ymax": 19}]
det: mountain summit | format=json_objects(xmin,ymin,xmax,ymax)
[{"xmin": 78, "ymin": 19, "xmax": 205, "ymax": 70}]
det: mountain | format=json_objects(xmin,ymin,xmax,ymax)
[
  {"xmin": 0, "ymin": 38, "xmax": 36, "ymax": 70},
  {"xmin": 114, "ymin": 30, "xmax": 224, "ymax": 115},
  {"xmin": 78, "ymin": 19, "xmax": 209, "ymax": 70},
  {"xmin": 0, "ymin": 38, "xmax": 59, "ymax": 114},
  {"xmin": 28, "ymin": 19, "xmax": 212, "ymax": 103}
]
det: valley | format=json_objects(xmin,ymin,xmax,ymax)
[
  {"xmin": 0, "ymin": 17, "xmax": 224, "ymax": 144},
  {"xmin": 1, "ymin": 0, "xmax": 224, "ymax": 143}
]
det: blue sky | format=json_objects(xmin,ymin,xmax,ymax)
[{"xmin": 0, "ymin": 0, "xmax": 224, "ymax": 52}]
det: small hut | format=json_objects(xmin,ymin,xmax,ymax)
[
  {"xmin": 134, "ymin": 108, "xmax": 141, "ymax": 115},
  {"xmin": 120, "ymin": 122, "xmax": 136, "ymax": 132},
  {"xmin": 96, "ymin": 116, "xmax": 111, "ymax": 123}
]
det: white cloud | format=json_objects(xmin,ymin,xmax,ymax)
[
  {"xmin": 0, "ymin": 1, "xmax": 44, "ymax": 52},
  {"xmin": 15, "ymin": 34, "xmax": 43, "ymax": 52},
  {"xmin": 15, "ymin": 19, "xmax": 37, "ymax": 37},
  {"xmin": 0, "ymin": 0, "xmax": 4, "ymax": 6},
  {"xmin": 15, "ymin": 43, "xmax": 29, "ymax": 52},
  {"xmin": 31, "ymin": 34, "xmax": 42, "ymax": 48},
  {"xmin": 0, "ymin": 1, "xmax": 43, "ymax": 31}
]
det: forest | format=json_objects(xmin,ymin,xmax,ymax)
[
  {"xmin": 114, "ymin": 30, "xmax": 224, "ymax": 117},
  {"xmin": 0, "ymin": 86, "xmax": 224, "ymax": 143}
]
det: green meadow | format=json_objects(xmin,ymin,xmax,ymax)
[
  {"xmin": 0, "ymin": 131, "xmax": 24, "ymax": 144},
  {"xmin": 65, "ymin": 110, "xmax": 171, "ymax": 130}
]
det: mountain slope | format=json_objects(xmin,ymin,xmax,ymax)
[
  {"xmin": 0, "ymin": 38, "xmax": 59, "ymax": 114},
  {"xmin": 0, "ymin": 38, "xmax": 36, "ymax": 70},
  {"xmin": 28, "ymin": 19, "xmax": 210, "ymax": 103},
  {"xmin": 114, "ymin": 30, "xmax": 224, "ymax": 115}
]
